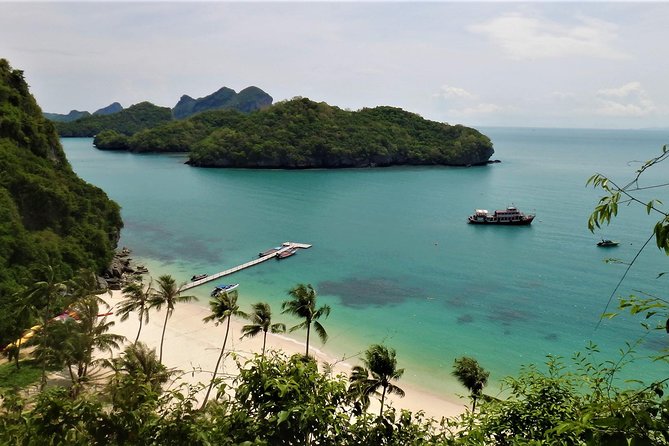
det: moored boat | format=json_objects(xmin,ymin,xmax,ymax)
[
  {"xmin": 210, "ymin": 283, "xmax": 239, "ymax": 297},
  {"xmin": 468, "ymin": 206, "xmax": 535, "ymax": 225},
  {"xmin": 276, "ymin": 248, "xmax": 297, "ymax": 259},
  {"xmin": 597, "ymin": 239, "xmax": 619, "ymax": 247},
  {"xmin": 191, "ymin": 274, "xmax": 208, "ymax": 281},
  {"xmin": 259, "ymin": 247, "xmax": 282, "ymax": 257}
]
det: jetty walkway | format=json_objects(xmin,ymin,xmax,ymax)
[{"xmin": 180, "ymin": 242, "xmax": 312, "ymax": 292}]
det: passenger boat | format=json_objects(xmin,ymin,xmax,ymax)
[
  {"xmin": 468, "ymin": 206, "xmax": 535, "ymax": 225},
  {"xmin": 276, "ymin": 248, "xmax": 297, "ymax": 259},
  {"xmin": 597, "ymin": 239, "xmax": 619, "ymax": 247},
  {"xmin": 191, "ymin": 274, "xmax": 208, "ymax": 281},
  {"xmin": 210, "ymin": 283, "xmax": 239, "ymax": 297}
]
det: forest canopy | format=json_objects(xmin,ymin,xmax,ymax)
[
  {"xmin": 0, "ymin": 58, "xmax": 122, "ymax": 309},
  {"xmin": 96, "ymin": 98, "xmax": 495, "ymax": 168}
]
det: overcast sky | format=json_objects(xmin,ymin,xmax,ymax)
[{"xmin": 1, "ymin": 1, "xmax": 668, "ymax": 129}]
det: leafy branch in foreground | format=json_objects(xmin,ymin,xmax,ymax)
[{"xmin": 587, "ymin": 146, "xmax": 669, "ymax": 325}]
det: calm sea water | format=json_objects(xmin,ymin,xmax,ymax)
[{"xmin": 62, "ymin": 128, "xmax": 669, "ymax": 397}]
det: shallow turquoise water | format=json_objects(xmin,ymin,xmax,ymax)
[{"xmin": 62, "ymin": 128, "xmax": 669, "ymax": 396}]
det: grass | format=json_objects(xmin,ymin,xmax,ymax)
[{"xmin": 0, "ymin": 359, "xmax": 42, "ymax": 389}]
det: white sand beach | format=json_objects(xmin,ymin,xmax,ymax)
[{"xmin": 99, "ymin": 290, "xmax": 467, "ymax": 420}]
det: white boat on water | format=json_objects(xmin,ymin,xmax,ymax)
[{"xmin": 210, "ymin": 283, "xmax": 239, "ymax": 297}]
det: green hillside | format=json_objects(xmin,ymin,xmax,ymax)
[{"xmin": 0, "ymin": 58, "xmax": 122, "ymax": 304}]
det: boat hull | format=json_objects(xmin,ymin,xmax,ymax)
[{"xmin": 468, "ymin": 216, "xmax": 534, "ymax": 225}]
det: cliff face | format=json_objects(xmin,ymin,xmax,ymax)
[{"xmin": 0, "ymin": 59, "xmax": 123, "ymax": 293}]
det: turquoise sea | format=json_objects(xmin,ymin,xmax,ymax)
[{"xmin": 62, "ymin": 128, "xmax": 669, "ymax": 398}]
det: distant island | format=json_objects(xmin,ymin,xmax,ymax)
[
  {"xmin": 48, "ymin": 86, "xmax": 273, "ymax": 136},
  {"xmin": 94, "ymin": 97, "xmax": 495, "ymax": 168},
  {"xmin": 44, "ymin": 102, "xmax": 124, "ymax": 122}
]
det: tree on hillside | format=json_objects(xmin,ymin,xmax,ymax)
[
  {"xmin": 117, "ymin": 278, "xmax": 153, "ymax": 344},
  {"xmin": 201, "ymin": 289, "xmax": 247, "ymax": 409},
  {"xmin": 106, "ymin": 341, "xmax": 171, "ymax": 411},
  {"xmin": 3, "ymin": 291, "xmax": 38, "ymax": 369},
  {"xmin": 452, "ymin": 356, "xmax": 489, "ymax": 412},
  {"xmin": 240, "ymin": 302, "xmax": 286, "ymax": 358},
  {"xmin": 349, "ymin": 344, "xmax": 405, "ymax": 418},
  {"xmin": 149, "ymin": 275, "xmax": 196, "ymax": 363},
  {"xmin": 281, "ymin": 283, "xmax": 331, "ymax": 358},
  {"xmin": 26, "ymin": 264, "xmax": 69, "ymax": 389}
]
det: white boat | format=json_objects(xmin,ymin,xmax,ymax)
[{"xmin": 210, "ymin": 283, "xmax": 239, "ymax": 297}]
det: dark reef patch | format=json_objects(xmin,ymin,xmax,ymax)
[
  {"xmin": 457, "ymin": 314, "xmax": 474, "ymax": 324},
  {"xmin": 487, "ymin": 307, "xmax": 531, "ymax": 326},
  {"xmin": 318, "ymin": 277, "xmax": 423, "ymax": 308}
]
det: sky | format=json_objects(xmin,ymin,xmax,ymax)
[{"xmin": 1, "ymin": 1, "xmax": 668, "ymax": 129}]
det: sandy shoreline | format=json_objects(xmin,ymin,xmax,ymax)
[{"xmin": 98, "ymin": 289, "xmax": 467, "ymax": 420}]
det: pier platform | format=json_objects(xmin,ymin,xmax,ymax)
[{"xmin": 180, "ymin": 242, "xmax": 311, "ymax": 291}]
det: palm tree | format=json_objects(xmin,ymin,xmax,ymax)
[
  {"xmin": 201, "ymin": 289, "xmax": 248, "ymax": 408},
  {"xmin": 240, "ymin": 302, "xmax": 286, "ymax": 358},
  {"xmin": 105, "ymin": 342, "xmax": 171, "ymax": 410},
  {"xmin": 281, "ymin": 284, "xmax": 331, "ymax": 358},
  {"xmin": 149, "ymin": 275, "xmax": 197, "ymax": 363},
  {"xmin": 26, "ymin": 264, "xmax": 69, "ymax": 389},
  {"xmin": 348, "ymin": 344, "xmax": 405, "ymax": 418},
  {"xmin": 117, "ymin": 278, "xmax": 153, "ymax": 344},
  {"xmin": 452, "ymin": 356, "xmax": 489, "ymax": 412},
  {"xmin": 5, "ymin": 290, "xmax": 38, "ymax": 369},
  {"xmin": 107, "ymin": 341, "xmax": 170, "ymax": 390},
  {"xmin": 68, "ymin": 295, "xmax": 124, "ymax": 384}
]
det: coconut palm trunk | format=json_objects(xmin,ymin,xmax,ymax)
[
  {"xmin": 159, "ymin": 308, "xmax": 170, "ymax": 363},
  {"xmin": 135, "ymin": 315, "xmax": 144, "ymax": 345},
  {"xmin": 202, "ymin": 315, "xmax": 231, "ymax": 408}
]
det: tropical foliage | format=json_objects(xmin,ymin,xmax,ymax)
[
  {"xmin": 148, "ymin": 275, "xmax": 196, "ymax": 363},
  {"xmin": 117, "ymin": 279, "xmax": 153, "ymax": 344},
  {"xmin": 240, "ymin": 301, "xmax": 286, "ymax": 357},
  {"xmin": 451, "ymin": 356, "xmax": 489, "ymax": 412},
  {"xmin": 281, "ymin": 283, "xmax": 331, "ymax": 357},
  {"xmin": 201, "ymin": 288, "xmax": 247, "ymax": 408},
  {"xmin": 349, "ymin": 344, "xmax": 406, "ymax": 417}
]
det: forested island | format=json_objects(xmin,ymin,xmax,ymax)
[{"xmin": 94, "ymin": 98, "xmax": 495, "ymax": 168}]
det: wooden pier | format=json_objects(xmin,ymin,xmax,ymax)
[{"xmin": 180, "ymin": 242, "xmax": 312, "ymax": 292}]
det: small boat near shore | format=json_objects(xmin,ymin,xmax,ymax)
[
  {"xmin": 468, "ymin": 206, "xmax": 535, "ymax": 225},
  {"xmin": 211, "ymin": 283, "xmax": 239, "ymax": 297},
  {"xmin": 191, "ymin": 274, "xmax": 208, "ymax": 281},
  {"xmin": 597, "ymin": 239, "xmax": 619, "ymax": 247},
  {"xmin": 276, "ymin": 248, "xmax": 297, "ymax": 259}
]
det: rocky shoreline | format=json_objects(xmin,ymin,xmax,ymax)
[{"xmin": 101, "ymin": 247, "xmax": 149, "ymax": 290}]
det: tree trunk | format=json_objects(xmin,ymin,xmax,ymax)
[
  {"xmin": 159, "ymin": 308, "xmax": 170, "ymax": 363},
  {"xmin": 305, "ymin": 322, "xmax": 311, "ymax": 357},
  {"xmin": 14, "ymin": 343, "xmax": 20, "ymax": 370},
  {"xmin": 261, "ymin": 330, "xmax": 267, "ymax": 358},
  {"xmin": 135, "ymin": 312, "xmax": 143, "ymax": 344},
  {"xmin": 201, "ymin": 316, "xmax": 231, "ymax": 409},
  {"xmin": 379, "ymin": 385, "xmax": 387, "ymax": 418}
]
